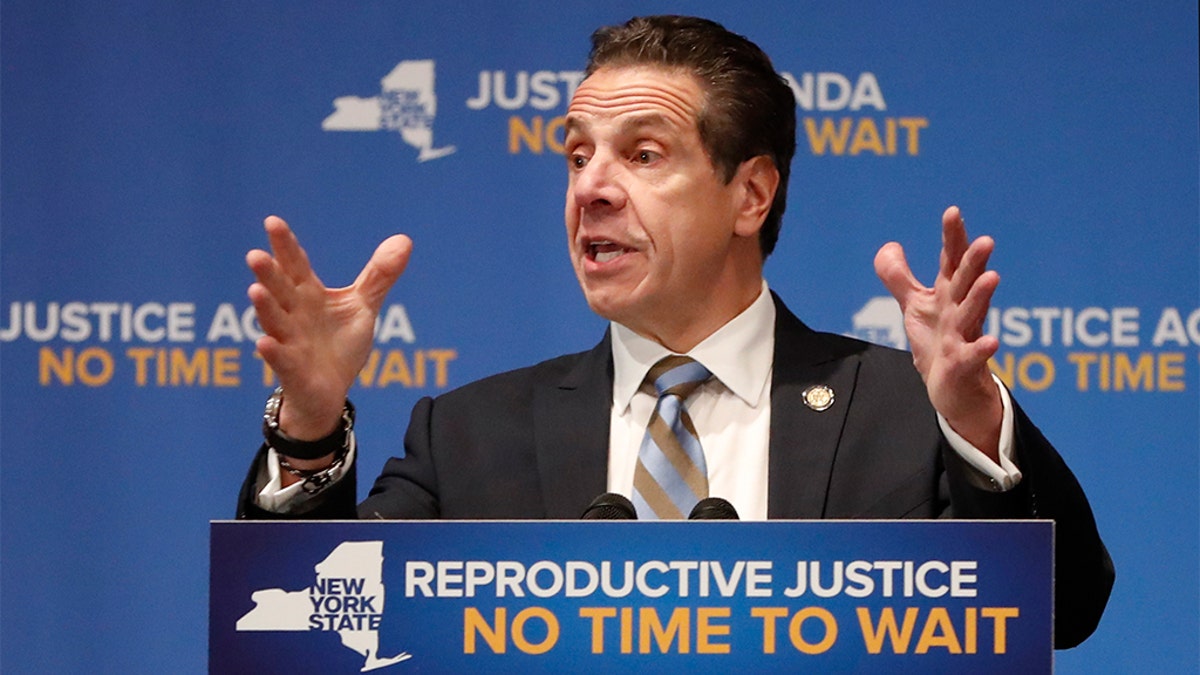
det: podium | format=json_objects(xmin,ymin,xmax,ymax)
[{"xmin": 210, "ymin": 520, "xmax": 1052, "ymax": 673}]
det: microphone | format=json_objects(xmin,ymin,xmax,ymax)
[
  {"xmin": 688, "ymin": 497, "xmax": 740, "ymax": 520},
  {"xmin": 581, "ymin": 493, "xmax": 638, "ymax": 520}
]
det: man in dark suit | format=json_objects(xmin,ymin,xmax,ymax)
[{"xmin": 237, "ymin": 16, "xmax": 1112, "ymax": 647}]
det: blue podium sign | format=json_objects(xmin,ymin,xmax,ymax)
[{"xmin": 210, "ymin": 520, "xmax": 1051, "ymax": 673}]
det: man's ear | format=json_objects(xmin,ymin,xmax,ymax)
[{"xmin": 732, "ymin": 155, "xmax": 780, "ymax": 239}]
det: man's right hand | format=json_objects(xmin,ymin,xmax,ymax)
[{"xmin": 246, "ymin": 216, "xmax": 412, "ymax": 444}]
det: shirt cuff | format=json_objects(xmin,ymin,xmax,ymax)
[
  {"xmin": 254, "ymin": 431, "xmax": 357, "ymax": 513},
  {"xmin": 936, "ymin": 374, "xmax": 1022, "ymax": 492}
]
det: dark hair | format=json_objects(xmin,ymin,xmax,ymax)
[{"xmin": 586, "ymin": 15, "xmax": 796, "ymax": 257}]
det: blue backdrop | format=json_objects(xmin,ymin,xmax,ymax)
[{"xmin": 2, "ymin": 1, "xmax": 1196, "ymax": 671}]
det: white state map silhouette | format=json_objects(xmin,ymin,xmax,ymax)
[
  {"xmin": 323, "ymin": 60, "xmax": 456, "ymax": 162},
  {"xmin": 850, "ymin": 296, "xmax": 908, "ymax": 349},
  {"xmin": 237, "ymin": 541, "xmax": 411, "ymax": 672}
]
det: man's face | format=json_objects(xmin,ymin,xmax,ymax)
[{"xmin": 564, "ymin": 66, "xmax": 763, "ymax": 347}]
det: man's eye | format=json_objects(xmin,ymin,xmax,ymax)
[
  {"xmin": 570, "ymin": 155, "xmax": 588, "ymax": 169},
  {"xmin": 634, "ymin": 150, "xmax": 660, "ymax": 164}
]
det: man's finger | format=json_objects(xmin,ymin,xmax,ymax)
[
  {"xmin": 264, "ymin": 216, "xmax": 317, "ymax": 285},
  {"xmin": 874, "ymin": 241, "xmax": 924, "ymax": 311},
  {"xmin": 254, "ymin": 334, "xmax": 302, "ymax": 384},
  {"xmin": 955, "ymin": 269, "xmax": 1000, "ymax": 339},
  {"xmin": 246, "ymin": 248, "xmax": 297, "ymax": 312},
  {"xmin": 939, "ymin": 206, "xmax": 969, "ymax": 281},
  {"xmin": 948, "ymin": 235, "xmax": 995, "ymax": 304},
  {"xmin": 964, "ymin": 333, "xmax": 1001, "ymax": 368},
  {"xmin": 247, "ymin": 281, "xmax": 295, "ymax": 342},
  {"xmin": 354, "ymin": 234, "xmax": 414, "ymax": 313}
]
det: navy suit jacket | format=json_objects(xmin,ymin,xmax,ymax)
[{"xmin": 238, "ymin": 296, "xmax": 1113, "ymax": 647}]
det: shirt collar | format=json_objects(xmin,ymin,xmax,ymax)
[{"xmin": 611, "ymin": 281, "xmax": 776, "ymax": 412}]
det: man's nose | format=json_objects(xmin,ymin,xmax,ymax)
[{"xmin": 571, "ymin": 153, "xmax": 626, "ymax": 210}]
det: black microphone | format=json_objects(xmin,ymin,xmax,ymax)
[
  {"xmin": 581, "ymin": 493, "xmax": 638, "ymax": 520},
  {"xmin": 688, "ymin": 497, "xmax": 740, "ymax": 520}
]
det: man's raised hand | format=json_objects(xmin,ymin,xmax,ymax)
[
  {"xmin": 246, "ymin": 216, "xmax": 412, "ymax": 441},
  {"xmin": 873, "ymin": 206, "xmax": 1003, "ymax": 461}
]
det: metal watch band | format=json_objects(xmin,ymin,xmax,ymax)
[
  {"xmin": 278, "ymin": 449, "xmax": 348, "ymax": 495},
  {"xmin": 262, "ymin": 386, "xmax": 356, "ymax": 460}
]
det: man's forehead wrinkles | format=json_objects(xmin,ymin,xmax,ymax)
[
  {"xmin": 571, "ymin": 84, "xmax": 696, "ymax": 111},
  {"xmin": 567, "ymin": 91, "xmax": 698, "ymax": 131},
  {"xmin": 573, "ymin": 81, "xmax": 695, "ymax": 102}
]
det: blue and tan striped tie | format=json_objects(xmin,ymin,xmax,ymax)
[{"xmin": 633, "ymin": 355, "xmax": 712, "ymax": 520}]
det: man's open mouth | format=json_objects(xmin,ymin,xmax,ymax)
[{"xmin": 587, "ymin": 240, "xmax": 633, "ymax": 263}]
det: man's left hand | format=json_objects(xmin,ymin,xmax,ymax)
[{"xmin": 874, "ymin": 206, "xmax": 1003, "ymax": 462}]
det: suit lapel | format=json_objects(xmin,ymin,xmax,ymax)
[
  {"xmin": 768, "ymin": 296, "xmax": 864, "ymax": 519},
  {"xmin": 533, "ymin": 333, "xmax": 613, "ymax": 518}
]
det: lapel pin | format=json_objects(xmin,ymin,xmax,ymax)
[{"xmin": 803, "ymin": 384, "xmax": 835, "ymax": 411}]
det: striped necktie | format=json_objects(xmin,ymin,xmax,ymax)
[{"xmin": 633, "ymin": 355, "xmax": 712, "ymax": 520}]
